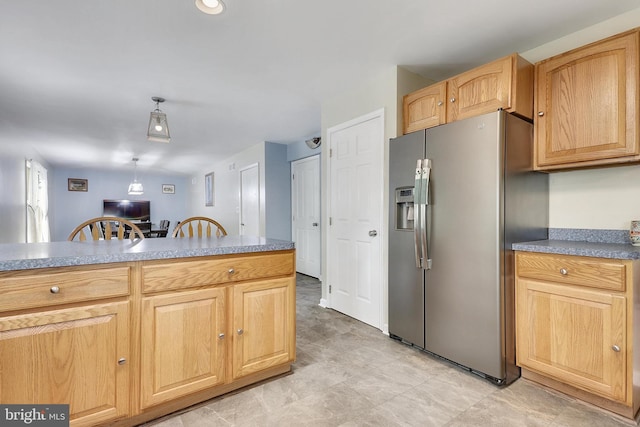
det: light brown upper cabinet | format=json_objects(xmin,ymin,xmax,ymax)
[
  {"xmin": 403, "ymin": 53, "xmax": 533, "ymax": 134},
  {"xmin": 403, "ymin": 81, "xmax": 447, "ymax": 133},
  {"xmin": 447, "ymin": 54, "xmax": 533, "ymax": 123},
  {"xmin": 534, "ymin": 29, "xmax": 640, "ymax": 170}
]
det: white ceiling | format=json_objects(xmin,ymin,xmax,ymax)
[{"xmin": 1, "ymin": 1, "xmax": 638, "ymax": 175}]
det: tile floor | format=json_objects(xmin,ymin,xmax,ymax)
[{"xmin": 148, "ymin": 274, "xmax": 636, "ymax": 426}]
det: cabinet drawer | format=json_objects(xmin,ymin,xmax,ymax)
[
  {"xmin": 0, "ymin": 266, "xmax": 131, "ymax": 312},
  {"xmin": 516, "ymin": 252, "xmax": 626, "ymax": 291},
  {"xmin": 142, "ymin": 251, "xmax": 294, "ymax": 293}
]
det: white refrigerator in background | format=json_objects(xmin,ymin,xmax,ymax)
[{"xmin": 388, "ymin": 110, "xmax": 548, "ymax": 385}]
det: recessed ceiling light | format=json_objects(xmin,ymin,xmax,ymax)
[{"xmin": 195, "ymin": 0, "xmax": 226, "ymax": 15}]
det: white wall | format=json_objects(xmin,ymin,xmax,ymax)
[
  {"xmin": 319, "ymin": 65, "xmax": 432, "ymax": 323},
  {"xmin": 188, "ymin": 141, "xmax": 305, "ymax": 240},
  {"xmin": 52, "ymin": 167, "xmax": 189, "ymax": 241},
  {"xmin": 519, "ymin": 9, "xmax": 640, "ymax": 230},
  {"xmin": 189, "ymin": 142, "xmax": 265, "ymax": 236},
  {"xmin": 319, "ymin": 10, "xmax": 640, "ymax": 331}
]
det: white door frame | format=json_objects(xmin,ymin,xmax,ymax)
[
  {"xmin": 239, "ymin": 163, "xmax": 260, "ymax": 236},
  {"xmin": 325, "ymin": 108, "xmax": 385, "ymax": 329},
  {"xmin": 291, "ymin": 154, "xmax": 321, "ymax": 279}
]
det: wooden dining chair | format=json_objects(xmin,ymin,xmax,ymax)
[
  {"xmin": 68, "ymin": 216, "xmax": 146, "ymax": 242},
  {"xmin": 171, "ymin": 216, "xmax": 227, "ymax": 238}
]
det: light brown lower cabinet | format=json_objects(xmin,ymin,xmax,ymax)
[
  {"xmin": 232, "ymin": 278, "xmax": 295, "ymax": 380},
  {"xmin": 515, "ymin": 252, "xmax": 640, "ymax": 419},
  {"xmin": 0, "ymin": 301, "xmax": 131, "ymax": 427},
  {"xmin": 0, "ymin": 250, "xmax": 296, "ymax": 427},
  {"xmin": 140, "ymin": 287, "xmax": 227, "ymax": 409}
]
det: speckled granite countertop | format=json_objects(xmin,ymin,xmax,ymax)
[
  {"xmin": 512, "ymin": 228, "xmax": 640, "ymax": 260},
  {"xmin": 0, "ymin": 236, "xmax": 295, "ymax": 271}
]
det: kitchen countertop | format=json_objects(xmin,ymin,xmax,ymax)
[
  {"xmin": 0, "ymin": 236, "xmax": 295, "ymax": 271},
  {"xmin": 512, "ymin": 228, "xmax": 640, "ymax": 260}
]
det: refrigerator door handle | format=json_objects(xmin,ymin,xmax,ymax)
[
  {"xmin": 421, "ymin": 159, "xmax": 432, "ymax": 270},
  {"xmin": 414, "ymin": 159, "xmax": 423, "ymax": 268}
]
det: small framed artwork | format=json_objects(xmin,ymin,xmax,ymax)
[
  {"xmin": 68, "ymin": 178, "xmax": 88, "ymax": 192},
  {"xmin": 205, "ymin": 172, "xmax": 214, "ymax": 206},
  {"xmin": 162, "ymin": 184, "xmax": 175, "ymax": 194}
]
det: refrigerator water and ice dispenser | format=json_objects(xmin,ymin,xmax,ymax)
[{"xmin": 395, "ymin": 187, "xmax": 414, "ymax": 230}]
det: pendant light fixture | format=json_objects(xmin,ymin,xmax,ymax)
[
  {"xmin": 195, "ymin": 0, "xmax": 225, "ymax": 15},
  {"xmin": 147, "ymin": 97, "xmax": 171, "ymax": 143},
  {"xmin": 128, "ymin": 158, "xmax": 144, "ymax": 195}
]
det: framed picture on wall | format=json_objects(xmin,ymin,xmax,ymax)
[
  {"xmin": 68, "ymin": 178, "xmax": 88, "ymax": 192},
  {"xmin": 162, "ymin": 184, "xmax": 175, "ymax": 194},
  {"xmin": 205, "ymin": 172, "xmax": 214, "ymax": 206}
]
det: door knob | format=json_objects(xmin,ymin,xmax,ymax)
[
  {"xmin": 312, "ymin": 223, "xmax": 318, "ymax": 226},
  {"xmin": 369, "ymin": 230, "xmax": 378, "ymax": 237}
]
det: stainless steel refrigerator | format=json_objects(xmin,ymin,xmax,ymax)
[{"xmin": 388, "ymin": 110, "xmax": 548, "ymax": 385}]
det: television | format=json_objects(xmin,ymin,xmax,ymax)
[{"xmin": 103, "ymin": 199, "xmax": 150, "ymax": 222}]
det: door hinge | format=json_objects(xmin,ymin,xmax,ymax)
[
  {"xmin": 329, "ymin": 285, "xmax": 332, "ymax": 293},
  {"xmin": 329, "ymin": 217, "xmax": 332, "ymax": 226},
  {"xmin": 292, "ymin": 173, "xmax": 294, "ymax": 180},
  {"xmin": 330, "ymin": 148, "xmax": 333, "ymax": 157}
]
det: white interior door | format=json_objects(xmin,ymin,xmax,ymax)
[
  {"xmin": 240, "ymin": 164, "xmax": 260, "ymax": 236},
  {"xmin": 291, "ymin": 155, "xmax": 321, "ymax": 278},
  {"xmin": 328, "ymin": 109, "xmax": 384, "ymax": 329}
]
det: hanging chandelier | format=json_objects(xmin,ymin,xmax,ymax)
[
  {"xmin": 147, "ymin": 97, "xmax": 170, "ymax": 143},
  {"xmin": 128, "ymin": 157, "xmax": 144, "ymax": 195}
]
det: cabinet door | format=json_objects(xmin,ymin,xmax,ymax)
[
  {"xmin": 403, "ymin": 82, "xmax": 447, "ymax": 133},
  {"xmin": 0, "ymin": 302, "xmax": 130, "ymax": 427},
  {"xmin": 535, "ymin": 31, "xmax": 639, "ymax": 169},
  {"xmin": 232, "ymin": 277, "xmax": 295, "ymax": 379},
  {"xmin": 140, "ymin": 287, "xmax": 226, "ymax": 408},
  {"xmin": 516, "ymin": 279, "xmax": 626, "ymax": 402},
  {"xmin": 447, "ymin": 54, "xmax": 515, "ymax": 122}
]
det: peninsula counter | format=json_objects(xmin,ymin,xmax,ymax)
[{"xmin": 0, "ymin": 236, "xmax": 296, "ymax": 427}]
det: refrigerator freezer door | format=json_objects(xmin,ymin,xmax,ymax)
[
  {"xmin": 424, "ymin": 111, "xmax": 506, "ymax": 380},
  {"xmin": 388, "ymin": 131, "xmax": 426, "ymax": 348}
]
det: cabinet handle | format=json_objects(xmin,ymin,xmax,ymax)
[
  {"xmin": 218, "ymin": 333, "xmax": 225, "ymax": 340},
  {"xmin": 50, "ymin": 286, "xmax": 60, "ymax": 294},
  {"xmin": 437, "ymin": 101, "xmax": 443, "ymax": 106},
  {"xmin": 237, "ymin": 328, "xmax": 244, "ymax": 335},
  {"xmin": 538, "ymin": 111, "xmax": 544, "ymax": 117},
  {"xmin": 559, "ymin": 268, "xmax": 568, "ymax": 275},
  {"xmin": 228, "ymin": 268, "xmax": 235, "ymax": 274},
  {"xmin": 118, "ymin": 358, "xmax": 126, "ymax": 365},
  {"xmin": 449, "ymin": 97, "xmax": 456, "ymax": 103},
  {"xmin": 612, "ymin": 345, "xmax": 621, "ymax": 352}
]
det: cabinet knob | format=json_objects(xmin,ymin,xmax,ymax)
[
  {"xmin": 559, "ymin": 268, "xmax": 568, "ymax": 275},
  {"xmin": 118, "ymin": 358, "xmax": 126, "ymax": 365},
  {"xmin": 612, "ymin": 345, "xmax": 621, "ymax": 352},
  {"xmin": 50, "ymin": 286, "xmax": 60, "ymax": 294},
  {"xmin": 218, "ymin": 333, "xmax": 225, "ymax": 340},
  {"xmin": 450, "ymin": 97, "xmax": 456, "ymax": 103},
  {"xmin": 228, "ymin": 268, "xmax": 235, "ymax": 274},
  {"xmin": 237, "ymin": 328, "xmax": 244, "ymax": 335},
  {"xmin": 538, "ymin": 111, "xmax": 544, "ymax": 117},
  {"xmin": 437, "ymin": 101, "xmax": 443, "ymax": 106}
]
